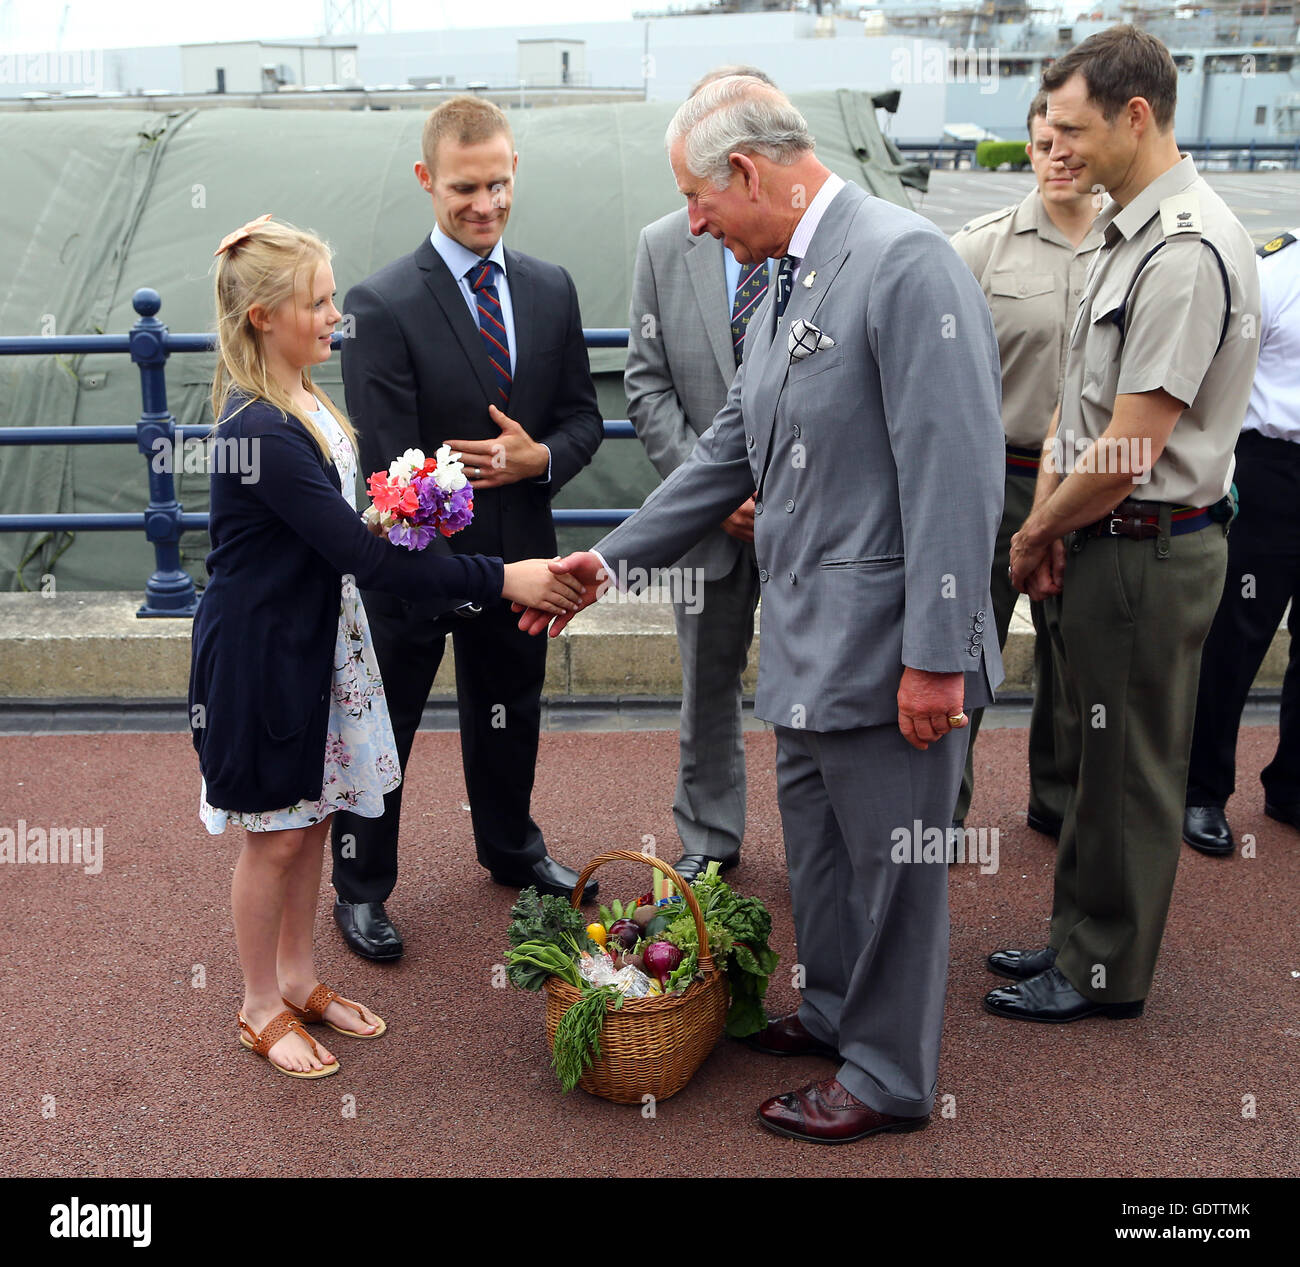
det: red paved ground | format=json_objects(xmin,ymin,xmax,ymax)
[{"xmin": 0, "ymin": 725, "xmax": 1295, "ymax": 1178}]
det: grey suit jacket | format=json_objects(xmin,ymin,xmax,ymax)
[
  {"xmin": 598, "ymin": 181, "xmax": 1005, "ymax": 732},
  {"xmin": 624, "ymin": 208, "xmax": 746, "ymax": 581}
]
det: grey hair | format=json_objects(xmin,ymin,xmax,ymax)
[
  {"xmin": 689, "ymin": 64, "xmax": 777, "ymax": 96},
  {"xmin": 666, "ymin": 75, "xmax": 814, "ymax": 190}
]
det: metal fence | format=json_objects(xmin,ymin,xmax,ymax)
[{"xmin": 0, "ymin": 287, "xmax": 633, "ymax": 617}]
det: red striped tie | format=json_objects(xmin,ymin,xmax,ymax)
[{"xmin": 467, "ymin": 260, "xmax": 511, "ymax": 407}]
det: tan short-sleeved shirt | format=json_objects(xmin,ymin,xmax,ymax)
[
  {"xmin": 1058, "ymin": 155, "xmax": 1261, "ymax": 507},
  {"xmin": 951, "ymin": 192, "xmax": 1104, "ymax": 447}
]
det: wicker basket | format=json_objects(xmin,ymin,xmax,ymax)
[{"xmin": 543, "ymin": 849, "xmax": 729, "ymax": 1104}]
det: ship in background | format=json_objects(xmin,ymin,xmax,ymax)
[
  {"xmin": 1, "ymin": 0, "xmax": 1296, "ymax": 146},
  {"xmin": 863, "ymin": 0, "xmax": 1300, "ymax": 142}
]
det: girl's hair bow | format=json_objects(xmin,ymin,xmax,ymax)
[{"xmin": 213, "ymin": 213, "xmax": 274, "ymax": 258}]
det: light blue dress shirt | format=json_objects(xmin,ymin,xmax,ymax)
[
  {"xmin": 430, "ymin": 223, "xmax": 517, "ymax": 366},
  {"xmin": 723, "ymin": 250, "xmax": 780, "ymax": 317},
  {"xmin": 429, "ymin": 223, "xmax": 550, "ymax": 482}
]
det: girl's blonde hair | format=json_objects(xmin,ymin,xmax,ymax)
[{"xmin": 211, "ymin": 216, "xmax": 358, "ymax": 461}]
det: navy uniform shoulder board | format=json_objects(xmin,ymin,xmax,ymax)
[{"xmin": 1258, "ymin": 231, "xmax": 1296, "ymax": 259}]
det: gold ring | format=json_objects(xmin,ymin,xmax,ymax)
[{"xmin": 947, "ymin": 713, "xmax": 965, "ymax": 724}]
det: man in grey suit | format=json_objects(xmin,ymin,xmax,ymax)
[
  {"xmin": 625, "ymin": 65, "xmax": 778, "ymax": 884},
  {"xmin": 519, "ymin": 77, "xmax": 1003, "ymax": 1142}
]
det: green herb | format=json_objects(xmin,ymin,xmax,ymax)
[
  {"xmin": 665, "ymin": 947, "xmax": 698, "ymax": 993},
  {"xmin": 505, "ymin": 886, "xmax": 592, "ymax": 989},
  {"xmin": 663, "ymin": 862, "xmax": 778, "ymax": 1036},
  {"xmin": 552, "ymin": 985, "xmax": 619, "ymax": 1093}
]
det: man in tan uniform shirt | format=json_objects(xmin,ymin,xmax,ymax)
[
  {"xmin": 951, "ymin": 91, "xmax": 1104, "ymax": 836},
  {"xmin": 985, "ymin": 26, "xmax": 1260, "ymax": 1021}
]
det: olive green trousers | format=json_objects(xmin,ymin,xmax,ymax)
[{"xmin": 1045, "ymin": 522, "xmax": 1227, "ymax": 1003}]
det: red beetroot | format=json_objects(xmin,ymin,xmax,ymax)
[{"xmin": 608, "ymin": 919, "xmax": 640, "ymax": 951}]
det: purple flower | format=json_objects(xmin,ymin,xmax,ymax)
[
  {"xmin": 437, "ymin": 484, "xmax": 475, "ymax": 535},
  {"xmin": 388, "ymin": 520, "xmax": 437, "ymax": 552}
]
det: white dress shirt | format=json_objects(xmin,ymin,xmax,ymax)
[
  {"xmin": 786, "ymin": 171, "xmax": 846, "ymax": 283},
  {"xmin": 1242, "ymin": 231, "xmax": 1300, "ymax": 444}
]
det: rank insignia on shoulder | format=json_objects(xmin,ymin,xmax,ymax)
[
  {"xmin": 1159, "ymin": 191, "xmax": 1202, "ymax": 237},
  {"xmin": 1258, "ymin": 231, "xmax": 1297, "ymax": 258}
]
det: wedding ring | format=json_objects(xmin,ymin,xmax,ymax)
[
  {"xmin": 472, "ymin": 466, "xmax": 480, "ymax": 477},
  {"xmin": 947, "ymin": 713, "xmax": 966, "ymax": 725}
]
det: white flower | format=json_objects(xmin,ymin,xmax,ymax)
[
  {"xmin": 388, "ymin": 447, "xmax": 426, "ymax": 480},
  {"xmin": 432, "ymin": 443, "xmax": 469, "ymax": 492},
  {"xmin": 788, "ymin": 318, "xmax": 835, "ymax": 361}
]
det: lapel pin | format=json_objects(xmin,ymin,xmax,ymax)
[{"xmin": 801, "ymin": 270, "xmax": 817, "ymax": 289}]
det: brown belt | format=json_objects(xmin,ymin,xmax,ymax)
[{"xmin": 1080, "ymin": 499, "xmax": 1211, "ymax": 541}]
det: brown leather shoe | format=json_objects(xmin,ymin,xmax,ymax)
[
  {"xmin": 740, "ymin": 1011, "xmax": 839, "ymax": 1059},
  {"xmin": 757, "ymin": 1077, "xmax": 929, "ymax": 1144}
]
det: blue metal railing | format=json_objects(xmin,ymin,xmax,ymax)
[{"xmin": 0, "ymin": 288, "xmax": 633, "ymax": 617}]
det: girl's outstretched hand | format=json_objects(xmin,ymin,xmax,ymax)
[
  {"xmin": 500, "ymin": 558, "xmax": 586, "ymax": 616},
  {"xmin": 513, "ymin": 552, "xmax": 609, "ymax": 637}
]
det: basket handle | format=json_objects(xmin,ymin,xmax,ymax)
[{"xmin": 569, "ymin": 848, "xmax": 713, "ymax": 963}]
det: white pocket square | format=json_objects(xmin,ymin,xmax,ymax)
[{"xmin": 788, "ymin": 318, "xmax": 835, "ymax": 361}]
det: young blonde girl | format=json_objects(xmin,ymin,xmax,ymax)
[{"xmin": 190, "ymin": 215, "xmax": 582, "ymax": 1077}]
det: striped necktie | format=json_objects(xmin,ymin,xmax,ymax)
[
  {"xmin": 729, "ymin": 260, "xmax": 769, "ymax": 367},
  {"xmin": 467, "ymin": 259, "xmax": 511, "ymax": 407},
  {"xmin": 773, "ymin": 255, "xmax": 795, "ymax": 319}
]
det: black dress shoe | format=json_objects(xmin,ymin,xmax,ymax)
[
  {"xmin": 1026, "ymin": 807, "xmax": 1063, "ymax": 838},
  {"xmin": 985, "ymin": 945, "xmax": 1057, "ymax": 980},
  {"xmin": 1264, "ymin": 800, "xmax": 1300, "ymax": 831},
  {"xmin": 669, "ymin": 853, "xmax": 739, "ymax": 886},
  {"xmin": 983, "ymin": 965, "xmax": 1144, "ymax": 1023},
  {"xmin": 333, "ymin": 899, "xmax": 403, "ymax": 961},
  {"xmin": 490, "ymin": 854, "xmax": 598, "ymax": 902},
  {"xmin": 1183, "ymin": 805, "xmax": 1233, "ymax": 856}
]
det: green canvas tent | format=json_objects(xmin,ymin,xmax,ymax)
[{"xmin": 0, "ymin": 90, "xmax": 923, "ymax": 591}]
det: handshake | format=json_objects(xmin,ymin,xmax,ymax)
[{"xmin": 503, "ymin": 551, "xmax": 610, "ymax": 635}]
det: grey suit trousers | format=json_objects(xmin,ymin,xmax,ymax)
[
  {"xmin": 773, "ymin": 720, "xmax": 967, "ymax": 1117},
  {"xmin": 672, "ymin": 546, "xmax": 761, "ymax": 859}
]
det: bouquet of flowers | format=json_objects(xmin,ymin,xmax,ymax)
[{"xmin": 362, "ymin": 445, "xmax": 473, "ymax": 551}]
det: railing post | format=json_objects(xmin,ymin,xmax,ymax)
[{"xmin": 130, "ymin": 287, "xmax": 198, "ymax": 617}]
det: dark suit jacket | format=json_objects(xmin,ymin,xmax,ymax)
[
  {"xmin": 341, "ymin": 235, "xmax": 603, "ymax": 567},
  {"xmin": 189, "ymin": 394, "xmax": 505, "ymax": 813}
]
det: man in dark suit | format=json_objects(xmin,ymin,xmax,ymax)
[{"xmin": 330, "ymin": 96, "xmax": 603, "ymax": 960}]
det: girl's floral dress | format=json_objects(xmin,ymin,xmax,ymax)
[{"xmin": 199, "ymin": 399, "xmax": 401, "ymax": 834}]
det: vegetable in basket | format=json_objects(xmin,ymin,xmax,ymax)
[
  {"xmin": 663, "ymin": 862, "xmax": 779, "ymax": 1037},
  {"xmin": 505, "ymin": 886, "xmax": 595, "ymax": 991}
]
